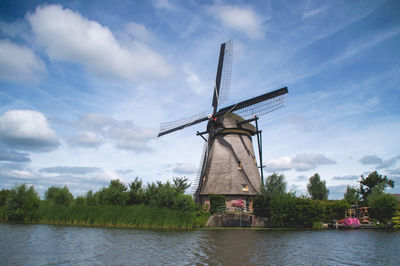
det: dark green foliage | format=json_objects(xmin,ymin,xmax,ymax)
[
  {"xmin": 5, "ymin": 184, "xmax": 41, "ymax": 222},
  {"xmin": 254, "ymin": 173, "xmax": 288, "ymax": 218},
  {"xmin": 142, "ymin": 178, "xmax": 191, "ymax": 209},
  {"xmin": 264, "ymin": 173, "xmax": 287, "ymax": 196},
  {"xmin": 97, "ymin": 179, "xmax": 128, "ymax": 205},
  {"xmin": 0, "ymin": 177, "xmax": 205, "ymax": 229},
  {"xmin": 321, "ymin": 200, "xmax": 350, "ymax": 222},
  {"xmin": 210, "ymin": 194, "xmax": 225, "ymax": 214},
  {"xmin": 74, "ymin": 196, "xmax": 86, "ymax": 206},
  {"xmin": 173, "ymin": 177, "xmax": 190, "ymax": 194},
  {"xmin": 85, "ymin": 190, "xmax": 97, "ymax": 205},
  {"xmin": 144, "ymin": 181, "xmax": 175, "ymax": 208},
  {"xmin": 127, "ymin": 177, "xmax": 144, "ymax": 205},
  {"xmin": 45, "ymin": 186, "xmax": 74, "ymax": 206},
  {"xmin": 36, "ymin": 204, "xmax": 205, "ymax": 229},
  {"xmin": 253, "ymin": 194, "xmax": 270, "ymax": 217},
  {"xmin": 173, "ymin": 194, "xmax": 196, "ymax": 212},
  {"xmin": 307, "ymin": 173, "xmax": 329, "ymax": 200},
  {"xmin": 344, "ymin": 186, "xmax": 360, "ymax": 205},
  {"xmin": 368, "ymin": 190, "xmax": 399, "ymax": 222},
  {"xmin": 359, "ymin": 171, "xmax": 395, "ymax": 202},
  {"xmin": 0, "ymin": 189, "xmax": 10, "ymax": 206},
  {"xmin": 268, "ymin": 194, "xmax": 325, "ymax": 228},
  {"xmin": 268, "ymin": 192, "xmax": 296, "ymax": 227}
]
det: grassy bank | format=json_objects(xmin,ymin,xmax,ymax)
[
  {"xmin": 1, "ymin": 204, "xmax": 209, "ymax": 229},
  {"xmin": 0, "ymin": 179, "xmax": 210, "ymax": 229},
  {"xmin": 34, "ymin": 204, "xmax": 209, "ymax": 229}
]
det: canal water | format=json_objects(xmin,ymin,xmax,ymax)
[{"xmin": 1, "ymin": 223, "xmax": 399, "ymax": 265}]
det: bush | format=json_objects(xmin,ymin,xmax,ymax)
[
  {"xmin": 173, "ymin": 194, "xmax": 196, "ymax": 212},
  {"xmin": 0, "ymin": 189, "xmax": 10, "ymax": 207},
  {"xmin": 253, "ymin": 194, "xmax": 270, "ymax": 217},
  {"xmin": 97, "ymin": 179, "xmax": 128, "ymax": 205},
  {"xmin": 209, "ymin": 194, "xmax": 225, "ymax": 214},
  {"xmin": 368, "ymin": 192, "xmax": 399, "ymax": 222},
  {"xmin": 322, "ymin": 200, "xmax": 350, "ymax": 222},
  {"xmin": 287, "ymin": 197, "xmax": 324, "ymax": 228},
  {"xmin": 6, "ymin": 184, "xmax": 41, "ymax": 222},
  {"xmin": 45, "ymin": 186, "xmax": 74, "ymax": 206},
  {"xmin": 269, "ymin": 192, "xmax": 296, "ymax": 227},
  {"xmin": 127, "ymin": 177, "xmax": 144, "ymax": 205}
]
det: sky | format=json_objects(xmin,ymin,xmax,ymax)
[{"xmin": 0, "ymin": 0, "xmax": 399, "ymax": 199}]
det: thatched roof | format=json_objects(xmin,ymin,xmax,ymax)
[{"xmin": 199, "ymin": 113, "xmax": 261, "ymax": 196}]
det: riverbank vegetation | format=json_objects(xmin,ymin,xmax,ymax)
[
  {"xmin": 0, "ymin": 178, "xmax": 209, "ymax": 229},
  {"xmin": 253, "ymin": 172, "xmax": 399, "ymax": 228}
]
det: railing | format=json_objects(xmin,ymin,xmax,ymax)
[{"xmin": 214, "ymin": 206, "xmax": 252, "ymax": 214}]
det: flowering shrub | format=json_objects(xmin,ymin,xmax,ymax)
[
  {"xmin": 342, "ymin": 218, "xmax": 361, "ymax": 227},
  {"xmin": 232, "ymin": 200, "xmax": 245, "ymax": 208}
]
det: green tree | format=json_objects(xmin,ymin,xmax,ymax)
[
  {"xmin": 85, "ymin": 190, "xmax": 97, "ymax": 205},
  {"xmin": 173, "ymin": 177, "xmax": 190, "ymax": 194},
  {"xmin": 173, "ymin": 194, "xmax": 196, "ymax": 212},
  {"xmin": 0, "ymin": 189, "xmax": 10, "ymax": 206},
  {"xmin": 367, "ymin": 188, "xmax": 399, "ymax": 222},
  {"xmin": 264, "ymin": 173, "xmax": 287, "ymax": 196},
  {"xmin": 127, "ymin": 177, "xmax": 144, "ymax": 205},
  {"xmin": 307, "ymin": 173, "xmax": 329, "ymax": 200},
  {"xmin": 6, "ymin": 184, "xmax": 41, "ymax": 222},
  {"xmin": 359, "ymin": 171, "xmax": 394, "ymax": 202},
  {"xmin": 97, "ymin": 179, "xmax": 128, "ymax": 205},
  {"xmin": 344, "ymin": 186, "xmax": 360, "ymax": 205},
  {"xmin": 45, "ymin": 186, "xmax": 74, "ymax": 206},
  {"xmin": 254, "ymin": 173, "xmax": 287, "ymax": 218}
]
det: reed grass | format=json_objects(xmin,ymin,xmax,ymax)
[{"xmin": 36, "ymin": 203, "xmax": 208, "ymax": 229}]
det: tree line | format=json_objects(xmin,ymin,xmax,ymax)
[
  {"xmin": 252, "ymin": 171, "xmax": 398, "ymax": 228},
  {"xmin": 0, "ymin": 177, "xmax": 209, "ymax": 229}
]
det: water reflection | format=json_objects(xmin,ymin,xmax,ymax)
[{"xmin": 1, "ymin": 224, "xmax": 399, "ymax": 265}]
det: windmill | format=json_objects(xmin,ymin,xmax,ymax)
[{"xmin": 158, "ymin": 40, "xmax": 288, "ymax": 211}]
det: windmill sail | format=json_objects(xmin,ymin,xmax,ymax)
[
  {"xmin": 215, "ymin": 87, "xmax": 288, "ymax": 118},
  {"xmin": 191, "ymin": 139, "xmax": 209, "ymax": 197},
  {"xmin": 212, "ymin": 40, "xmax": 233, "ymax": 113},
  {"xmin": 233, "ymin": 94, "xmax": 286, "ymax": 119},
  {"xmin": 158, "ymin": 111, "xmax": 208, "ymax": 137}
]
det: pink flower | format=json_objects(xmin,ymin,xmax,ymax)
[{"xmin": 342, "ymin": 218, "xmax": 361, "ymax": 227}]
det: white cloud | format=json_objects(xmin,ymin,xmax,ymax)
[
  {"xmin": 208, "ymin": 4, "xmax": 264, "ymax": 40},
  {"xmin": 183, "ymin": 65, "xmax": 207, "ymax": 94},
  {"xmin": 359, "ymin": 155, "xmax": 383, "ymax": 165},
  {"xmin": 0, "ymin": 39, "xmax": 46, "ymax": 83},
  {"xmin": 265, "ymin": 156, "xmax": 292, "ymax": 172},
  {"xmin": 70, "ymin": 114, "xmax": 156, "ymax": 152},
  {"xmin": 125, "ymin": 22, "xmax": 153, "ymax": 42},
  {"xmin": 265, "ymin": 153, "xmax": 336, "ymax": 172},
  {"xmin": 377, "ymin": 156, "xmax": 400, "ymax": 169},
  {"xmin": 0, "ymin": 148, "xmax": 31, "ymax": 162},
  {"xmin": 0, "ymin": 110, "xmax": 59, "ymax": 151},
  {"xmin": 26, "ymin": 4, "xmax": 171, "ymax": 81},
  {"xmin": 172, "ymin": 163, "xmax": 197, "ymax": 175},
  {"xmin": 69, "ymin": 131, "xmax": 103, "ymax": 148},
  {"xmin": 40, "ymin": 166, "xmax": 101, "ymax": 174},
  {"xmin": 108, "ymin": 121, "xmax": 156, "ymax": 152}
]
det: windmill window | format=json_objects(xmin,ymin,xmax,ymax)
[
  {"xmin": 237, "ymin": 161, "xmax": 243, "ymax": 170},
  {"xmin": 241, "ymin": 184, "xmax": 248, "ymax": 192}
]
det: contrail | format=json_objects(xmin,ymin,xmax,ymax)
[{"xmin": 0, "ymin": 90, "xmax": 36, "ymax": 110}]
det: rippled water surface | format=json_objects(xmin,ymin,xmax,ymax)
[{"xmin": 1, "ymin": 223, "xmax": 399, "ymax": 265}]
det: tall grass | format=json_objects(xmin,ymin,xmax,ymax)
[{"xmin": 36, "ymin": 203, "xmax": 208, "ymax": 229}]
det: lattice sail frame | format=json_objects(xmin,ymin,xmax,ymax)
[
  {"xmin": 217, "ymin": 39, "xmax": 233, "ymax": 106},
  {"xmin": 158, "ymin": 111, "xmax": 208, "ymax": 136},
  {"xmin": 232, "ymin": 94, "xmax": 287, "ymax": 119}
]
